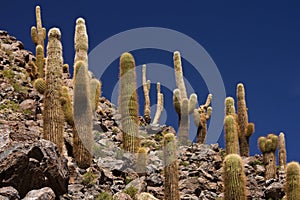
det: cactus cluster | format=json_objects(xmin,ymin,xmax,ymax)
[
  {"xmin": 193, "ymin": 94, "xmax": 212, "ymax": 144},
  {"xmin": 258, "ymin": 134, "xmax": 278, "ymax": 179}
]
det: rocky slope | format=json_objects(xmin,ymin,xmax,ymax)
[{"xmin": 0, "ymin": 31, "xmax": 286, "ymax": 200}]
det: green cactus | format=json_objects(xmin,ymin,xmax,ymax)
[
  {"xmin": 224, "ymin": 115, "xmax": 239, "ymax": 155},
  {"xmin": 43, "ymin": 28, "xmax": 64, "ymax": 153},
  {"xmin": 278, "ymin": 132, "xmax": 287, "ymax": 170},
  {"xmin": 142, "ymin": 64, "xmax": 151, "ymax": 124},
  {"xmin": 173, "ymin": 51, "xmax": 198, "ymax": 145},
  {"xmin": 61, "ymin": 86, "xmax": 74, "ymax": 126},
  {"xmin": 285, "ymin": 162, "xmax": 300, "ymax": 200},
  {"xmin": 152, "ymin": 82, "xmax": 164, "ymax": 125},
  {"xmin": 74, "ymin": 17, "xmax": 88, "ymax": 64},
  {"xmin": 223, "ymin": 154, "xmax": 247, "ymax": 200},
  {"xmin": 35, "ymin": 44, "xmax": 45, "ymax": 78},
  {"xmin": 119, "ymin": 52, "xmax": 140, "ymax": 153},
  {"xmin": 225, "ymin": 97, "xmax": 236, "ymax": 116},
  {"xmin": 33, "ymin": 78, "xmax": 46, "ymax": 94},
  {"xmin": 89, "ymin": 78, "xmax": 101, "ymax": 112},
  {"xmin": 163, "ymin": 133, "xmax": 180, "ymax": 200},
  {"xmin": 193, "ymin": 94, "xmax": 212, "ymax": 144},
  {"xmin": 73, "ymin": 61, "xmax": 93, "ymax": 169},
  {"xmin": 237, "ymin": 83, "xmax": 255, "ymax": 157},
  {"xmin": 258, "ymin": 134, "xmax": 278, "ymax": 179},
  {"xmin": 136, "ymin": 147, "xmax": 148, "ymax": 177},
  {"xmin": 31, "ymin": 6, "xmax": 46, "ymax": 49}
]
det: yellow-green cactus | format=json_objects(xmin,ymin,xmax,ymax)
[
  {"xmin": 119, "ymin": 52, "xmax": 140, "ymax": 153},
  {"xmin": 152, "ymin": 82, "xmax": 164, "ymax": 125},
  {"xmin": 142, "ymin": 64, "xmax": 151, "ymax": 124},
  {"xmin": 223, "ymin": 154, "xmax": 247, "ymax": 200},
  {"xmin": 285, "ymin": 162, "xmax": 300, "ymax": 200},
  {"xmin": 163, "ymin": 133, "xmax": 180, "ymax": 200},
  {"xmin": 89, "ymin": 78, "xmax": 101, "ymax": 112},
  {"xmin": 31, "ymin": 6, "xmax": 46, "ymax": 49},
  {"xmin": 258, "ymin": 134, "xmax": 278, "ymax": 179},
  {"xmin": 74, "ymin": 17, "xmax": 88, "ymax": 64},
  {"xmin": 177, "ymin": 98, "xmax": 190, "ymax": 146},
  {"xmin": 225, "ymin": 97, "xmax": 236, "ymax": 116},
  {"xmin": 237, "ymin": 83, "xmax": 255, "ymax": 157},
  {"xmin": 193, "ymin": 94, "xmax": 212, "ymax": 144},
  {"xmin": 73, "ymin": 61, "xmax": 93, "ymax": 169},
  {"xmin": 33, "ymin": 78, "xmax": 46, "ymax": 94},
  {"xmin": 278, "ymin": 132, "xmax": 287, "ymax": 170},
  {"xmin": 43, "ymin": 28, "xmax": 64, "ymax": 153},
  {"xmin": 224, "ymin": 115, "xmax": 239, "ymax": 155},
  {"xmin": 136, "ymin": 147, "xmax": 148, "ymax": 177},
  {"xmin": 61, "ymin": 86, "xmax": 74, "ymax": 126},
  {"xmin": 35, "ymin": 44, "xmax": 45, "ymax": 78}
]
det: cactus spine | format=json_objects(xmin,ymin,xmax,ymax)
[
  {"xmin": 89, "ymin": 78, "xmax": 101, "ymax": 112},
  {"xmin": 193, "ymin": 94, "xmax": 212, "ymax": 144},
  {"xmin": 223, "ymin": 154, "xmax": 247, "ymax": 200},
  {"xmin": 119, "ymin": 52, "xmax": 140, "ymax": 153},
  {"xmin": 285, "ymin": 162, "xmax": 300, "ymax": 200},
  {"xmin": 31, "ymin": 6, "xmax": 46, "ymax": 49},
  {"xmin": 173, "ymin": 51, "xmax": 197, "ymax": 145},
  {"xmin": 278, "ymin": 132, "xmax": 287, "ymax": 170},
  {"xmin": 258, "ymin": 134, "xmax": 278, "ymax": 179},
  {"xmin": 136, "ymin": 147, "xmax": 148, "ymax": 177},
  {"xmin": 163, "ymin": 133, "xmax": 180, "ymax": 200},
  {"xmin": 237, "ymin": 83, "xmax": 255, "ymax": 156},
  {"xmin": 224, "ymin": 115, "xmax": 239, "ymax": 155},
  {"xmin": 142, "ymin": 64, "xmax": 151, "ymax": 124},
  {"xmin": 152, "ymin": 82, "xmax": 164, "ymax": 125},
  {"xmin": 43, "ymin": 28, "xmax": 64, "ymax": 153}
]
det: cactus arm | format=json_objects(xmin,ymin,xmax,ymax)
[
  {"xmin": 152, "ymin": 82, "xmax": 164, "ymax": 125},
  {"xmin": 142, "ymin": 64, "xmax": 151, "ymax": 124}
]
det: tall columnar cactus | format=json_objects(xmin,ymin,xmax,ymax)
[
  {"xmin": 43, "ymin": 28, "xmax": 64, "ymax": 153},
  {"xmin": 89, "ymin": 78, "xmax": 101, "ymax": 112},
  {"xmin": 224, "ymin": 115, "xmax": 239, "ymax": 155},
  {"xmin": 278, "ymin": 132, "xmax": 287, "ymax": 170},
  {"xmin": 31, "ymin": 6, "xmax": 46, "ymax": 49},
  {"xmin": 142, "ymin": 64, "xmax": 151, "ymax": 124},
  {"xmin": 73, "ymin": 61, "xmax": 93, "ymax": 168},
  {"xmin": 136, "ymin": 147, "xmax": 148, "ymax": 177},
  {"xmin": 119, "ymin": 52, "xmax": 140, "ymax": 153},
  {"xmin": 223, "ymin": 154, "xmax": 247, "ymax": 200},
  {"xmin": 35, "ymin": 45, "xmax": 45, "ymax": 78},
  {"xmin": 258, "ymin": 134, "xmax": 278, "ymax": 179},
  {"xmin": 152, "ymin": 82, "xmax": 164, "ymax": 125},
  {"xmin": 237, "ymin": 83, "xmax": 255, "ymax": 156},
  {"xmin": 193, "ymin": 94, "xmax": 212, "ymax": 144},
  {"xmin": 74, "ymin": 18, "xmax": 88, "ymax": 64},
  {"xmin": 285, "ymin": 162, "xmax": 300, "ymax": 200},
  {"xmin": 61, "ymin": 86, "xmax": 74, "ymax": 126},
  {"xmin": 163, "ymin": 133, "xmax": 180, "ymax": 200},
  {"xmin": 173, "ymin": 51, "xmax": 198, "ymax": 145},
  {"xmin": 225, "ymin": 97, "xmax": 236, "ymax": 116}
]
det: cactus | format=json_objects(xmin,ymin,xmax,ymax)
[
  {"xmin": 136, "ymin": 147, "xmax": 148, "ymax": 177},
  {"xmin": 33, "ymin": 78, "xmax": 46, "ymax": 94},
  {"xmin": 278, "ymin": 132, "xmax": 287, "ymax": 170},
  {"xmin": 142, "ymin": 64, "xmax": 151, "ymax": 124},
  {"xmin": 89, "ymin": 78, "xmax": 101, "ymax": 112},
  {"xmin": 193, "ymin": 94, "xmax": 212, "ymax": 144},
  {"xmin": 74, "ymin": 18, "xmax": 88, "ymax": 64},
  {"xmin": 163, "ymin": 133, "xmax": 180, "ymax": 200},
  {"xmin": 152, "ymin": 82, "xmax": 164, "ymax": 125},
  {"xmin": 223, "ymin": 154, "xmax": 247, "ymax": 200},
  {"xmin": 224, "ymin": 115, "xmax": 239, "ymax": 155},
  {"xmin": 73, "ymin": 61, "xmax": 93, "ymax": 168},
  {"xmin": 237, "ymin": 83, "xmax": 255, "ymax": 156},
  {"xmin": 31, "ymin": 6, "xmax": 46, "ymax": 49},
  {"xmin": 119, "ymin": 52, "xmax": 140, "ymax": 153},
  {"xmin": 63, "ymin": 63, "xmax": 69, "ymax": 74},
  {"xmin": 61, "ymin": 86, "xmax": 74, "ymax": 126},
  {"xmin": 43, "ymin": 28, "xmax": 64, "ymax": 153},
  {"xmin": 285, "ymin": 162, "xmax": 300, "ymax": 200},
  {"xmin": 225, "ymin": 97, "xmax": 236, "ymax": 116},
  {"xmin": 27, "ymin": 61, "xmax": 38, "ymax": 80},
  {"xmin": 258, "ymin": 134, "xmax": 278, "ymax": 179},
  {"xmin": 36, "ymin": 45, "xmax": 45, "ymax": 78},
  {"xmin": 173, "ymin": 51, "xmax": 198, "ymax": 145}
]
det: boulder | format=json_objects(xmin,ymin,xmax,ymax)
[
  {"xmin": 0, "ymin": 186, "xmax": 19, "ymax": 200},
  {"xmin": 22, "ymin": 187, "xmax": 55, "ymax": 200}
]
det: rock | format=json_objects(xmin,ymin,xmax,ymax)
[
  {"xmin": 137, "ymin": 192, "xmax": 159, "ymax": 200},
  {"xmin": 22, "ymin": 187, "xmax": 55, "ymax": 200},
  {"xmin": 0, "ymin": 186, "xmax": 19, "ymax": 200},
  {"xmin": 113, "ymin": 192, "xmax": 132, "ymax": 200},
  {"xmin": 0, "ymin": 140, "xmax": 69, "ymax": 198},
  {"xmin": 125, "ymin": 176, "xmax": 146, "ymax": 193},
  {"xmin": 264, "ymin": 182, "xmax": 285, "ymax": 199},
  {"xmin": 19, "ymin": 99, "xmax": 36, "ymax": 111}
]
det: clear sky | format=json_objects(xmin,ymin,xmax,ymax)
[{"xmin": 1, "ymin": 1, "xmax": 300, "ymax": 161}]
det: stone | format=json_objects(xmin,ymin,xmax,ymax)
[
  {"xmin": 0, "ymin": 186, "xmax": 19, "ymax": 200},
  {"xmin": 22, "ymin": 187, "xmax": 55, "ymax": 200},
  {"xmin": 125, "ymin": 176, "xmax": 146, "ymax": 193},
  {"xmin": 137, "ymin": 192, "xmax": 159, "ymax": 200},
  {"xmin": 113, "ymin": 192, "xmax": 132, "ymax": 200}
]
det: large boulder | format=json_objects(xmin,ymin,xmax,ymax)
[
  {"xmin": 0, "ymin": 139, "xmax": 69, "ymax": 198},
  {"xmin": 22, "ymin": 187, "xmax": 55, "ymax": 200}
]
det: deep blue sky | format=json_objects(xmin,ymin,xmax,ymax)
[{"xmin": 1, "ymin": 1, "xmax": 300, "ymax": 161}]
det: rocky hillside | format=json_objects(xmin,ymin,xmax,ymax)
[{"xmin": 0, "ymin": 31, "xmax": 287, "ymax": 200}]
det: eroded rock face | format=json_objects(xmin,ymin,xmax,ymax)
[{"xmin": 0, "ymin": 139, "xmax": 69, "ymax": 198}]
